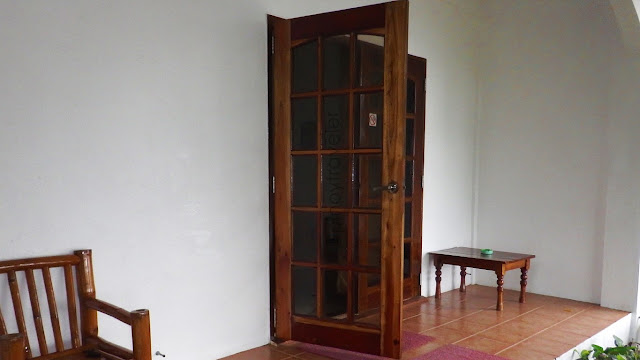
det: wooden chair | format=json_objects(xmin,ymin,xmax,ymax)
[{"xmin": 0, "ymin": 250, "xmax": 151, "ymax": 360}]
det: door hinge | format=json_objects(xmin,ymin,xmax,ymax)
[
  {"xmin": 272, "ymin": 176, "xmax": 276, "ymax": 194},
  {"xmin": 273, "ymin": 308, "xmax": 277, "ymax": 327},
  {"xmin": 424, "ymin": 78, "xmax": 427, "ymax": 90},
  {"xmin": 421, "ymin": 175, "xmax": 424, "ymax": 189}
]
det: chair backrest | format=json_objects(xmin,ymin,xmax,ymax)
[{"xmin": 0, "ymin": 251, "xmax": 91, "ymax": 359}]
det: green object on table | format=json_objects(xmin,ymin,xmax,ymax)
[{"xmin": 481, "ymin": 248, "xmax": 493, "ymax": 255}]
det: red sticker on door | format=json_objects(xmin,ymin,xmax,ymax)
[{"xmin": 368, "ymin": 113, "xmax": 377, "ymax": 127}]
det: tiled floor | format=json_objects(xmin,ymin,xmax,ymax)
[{"xmin": 221, "ymin": 285, "xmax": 628, "ymax": 360}]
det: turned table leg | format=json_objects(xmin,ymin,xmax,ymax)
[
  {"xmin": 496, "ymin": 270, "xmax": 504, "ymax": 311},
  {"xmin": 459, "ymin": 266, "xmax": 467, "ymax": 292},
  {"xmin": 435, "ymin": 260, "xmax": 442, "ymax": 299},
  {"xmin": 519, "ymin": 260, "xmax": 530, "ymax": 303}
]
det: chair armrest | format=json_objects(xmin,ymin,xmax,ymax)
[
  {"xmin": 85, "ymin": 298, "xmax": 133, "ymax": 325},
  {"xmin": 84, "ymin": 298, "xmax": 152, "ymax": 360},
  {"xmin": 0, "ymin": 334, "xmax": 26, "ymax": 360}
]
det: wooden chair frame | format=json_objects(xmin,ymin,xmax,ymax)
[{"xmin": 0, "ymin": 250, "xmax": 151, "ymax": 360}]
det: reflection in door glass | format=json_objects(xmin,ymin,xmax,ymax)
[
  {"xmin": 322, "ymin": 95, "xmax": 349, "ymax": 150},
  {"xmin": 355, "ymin": 35, "xmax": 384, "ymax": 87},
  {"xmin": 323, "ymin": 35, "xmax": 351, "ymax": 90},
  {"xmin": 354, "ymin": 92, "xmax": 383, "ymax": 149},
  {"xmin": 292, "ymin": 41, "xmax": 318, "ymax": 93},
  {"xmin": 293, "ymin": 266, "xmax": 317, "ymax": 317},
  {"xmin": 404, "ymin": 202, "xmax": 412, "ymax": 238},
  {"xmin": 323, "ymin": 269, "xmax": 348, "ymax": 320},
  {"xmin": 406, "ymin": 118, "xmax": 415, "ymax": 156},
  {"xmin": 292, "ymin": 155, "xmax": 317, "ymax": 207},
  {"xmin": 322, "ymin": 155, "xmax": 350, "ymax": 208},
  {"xmin": 292, "ymin": 97, "xmax": 317, "ymax": 151},
  {"xmin": 405, "ymin": 160, "xmax": 413, "ymax": 197},
  {"xmin": 354, "ymin": 214, "xmax": 381, "ymax": 268},
  {"xmin": 354, "ymin": 155, "xmax": 382, "ymax": 209},
  {"xmin": 322, "ymin": 213, "xmax": 348, "ymax": 265},
  {"xmin": 292, "ymin": 211, "xmax": 318, "ymax": 263},
  {"xmin": 406, "ymin": 79, "xmax": 416, "ymax": 114},
  {"xmin": 403, "ymin": 242, "xmax": 411, "ymax": 278},
  {"xmin": 353, "ymin": 272, "xmax": 381, "ymax": 327}
]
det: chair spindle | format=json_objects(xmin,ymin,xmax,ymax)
[
  {"xmin": 63, "ymin": 265, "xmax": 81, "ymax": 348},
  {"xmin": 7, "ymin": 271, "xmax": 31, "ymax": 358},
  {"xmin": 42, "ymin": 267, "xmax": 65, "ymax": 352},
  {"xmin": 25, "ymin": 269, "xmax": 48, "ymax": 356}
]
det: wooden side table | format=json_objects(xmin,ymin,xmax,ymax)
[{"xmin": 428, "ymin": 247, "xmax": 535, "ymax": 310}]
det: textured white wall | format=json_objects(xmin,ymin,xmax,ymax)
[
  {"xmin": 0, "ymin": 1, "xmax": 271, "ymax": 358},
  {"xmin": 600, "ymin": 52, "xmax": 640, "ymax": 313},
  {"xmin": 407, "ymin": 0, "xmax": 479, "ymax": 296},
  {"xmin": 475, "ymin": 0, "xmax": 619, "ymax": 303},
  {"xmin": 0, "ymin": 0, "xmax": 480, "ymax": 358}
]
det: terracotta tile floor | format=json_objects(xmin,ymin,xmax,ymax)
[{"xmin": 221, "ymin": 285, "xmax": 628, "ymax": 360}]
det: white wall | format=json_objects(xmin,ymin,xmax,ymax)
[
  {"xmin": 600, "ymin": 51, "xmax": 640, "ymax": 313},
  {"xmin": 475, "ymin": 0, "xmax": 619, "ymax": 303},
  {"xmin": 0, "ymin": 0, "xmax": 480, "ymax": 358},
  {"xmin": 408, "ymin": 1, "xmax": 479, "ymax": 296},
  {"xmin": 3, "ymin": 0, "xmax": 636, "ymax": 358},
  {"xmin": 0, "ymin": 1, "xmax": 271, "ymax": 359}
]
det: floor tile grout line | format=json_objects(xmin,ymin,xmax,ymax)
[
  {"xmin": 271, "ymin": 344, "xmax": 306, "ymax": 357},
  {"xmin": 494, "ymin": 307, "xmax": 589, "ymax": 356},
  {"xmin": 416, "ymin": 299, "xmax": 501, "ymax": 335},
  {"xmin": 449, "ymin": 304, "xmax": 545, "ymax": 345},
  {"xmin": 415, "ymin": 307, "xmax": 489, "ymax": 334},
  {"xmin": 403, "ymin": 294, "xmax": 477, "ymax": 322}
]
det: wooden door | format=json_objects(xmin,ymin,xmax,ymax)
[
  {"xmin": 404, "ymin": 56, "xmax": 426, "ymax": 299},
  {"xmin": 355, "ymin": 55, "xmax": 426, "ymax": 312},
  {"xmin": 269, "ymin": 2, "xmax": 408, "ymax": 358}
]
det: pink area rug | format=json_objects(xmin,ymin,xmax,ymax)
[
  {"xmin": 416, "ymin": 344, "xmax": 508, "ymax": 360},
  {"xmin": 297, "ymin": 331, "xmax": 435, "ymax": 360}
]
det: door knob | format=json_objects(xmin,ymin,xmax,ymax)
[{"xmin": 372, "ymin": 181, "xmax": 399, "ymax": 194}]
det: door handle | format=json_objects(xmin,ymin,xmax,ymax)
[{"xmin": 372, "ymin": 181, "xmax": 399, "ymax": 194}]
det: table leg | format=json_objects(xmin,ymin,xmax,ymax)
[
  {"xmin": 435, "ymin": 260, "xmax": 442, "ymax": 299},
  {"xmin": 519, "ymin": 265, "xmax": 529, "ymax": 303},
  {"xmin": 496, "ymin": 271, "xmax": 504, "ymax": 311},
  {"xmin": 459, "ymin": 266, "xmax": 467, "ymax": 292}
]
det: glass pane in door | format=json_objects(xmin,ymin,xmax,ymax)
[
  {"xmin": 322, "ymin": 95, "xmax": 349, "ymax": 150},
  {"xmin": 355, "ymin": 35, "xmax": 384, "ymax": 87},
  {"xmin": 292, "ymin": 97, "xmax": 317, "ymax": 150},
  {"xmin": 354, "ymin": 154, "xmax": 382, "ymax": 209},
  {"xmin": 403, "ymin": 243, "xmax": 411, "ymax": 278},
  {"xmin": 406, "ymin": 118, "xmax": 415, "ymax": 156},
  {"xmin": 293, "ymin": 266, "xmax": 317, "ymax": 316},
  {"xmin": 323, "ymin": 269, "xmax": 348, "ymax": 319},
  {"xmin": 354, "ymin": 213, "xmax": 381, "ymax": 268},
  {"xmin": 293, "ymin": 211, "xmax": 317, "ymax": 263},
  {"xmin": 322, "ymin": 212, "xmax": 348, "ymax": 265},
  {"xmin": 405, "ymin": 160, "xmax": 413, "ymax": 197},
  {"xmin": 404, "ymin": 202, "xmax": 412, "ymax": 238},
  {"xmin": 292, "ymin": 41, "xmax": 318, "ymax": 93},
  {"xmin": 353, "ymin": 272, "xmax": 381, "ymax": 327},
  {"xmin": 323, "ymin": 35, "xmax": 351, "ymax": 90},
  {"xmin": 322, "ymin": 155, "xmax": 350, "ymax": 208},
  {"xmin": 406, "ymin": 79, "xmax": 416, "ymax": 114},
  {"xmin": 292, "ymin": 155, "xmax": 317, "ymax": 207},
  {"xmin": 354, "ymin": 92, "xmax": 383, "ymax": 149}
]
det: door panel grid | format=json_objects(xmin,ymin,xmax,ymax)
[
  {"xmin": 270, "ymin": 2, "xmax": 409, "ymax": 357},
  {"xmin": 289, "ymin": 31, "xmax": 385, "ymax": 328}
]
